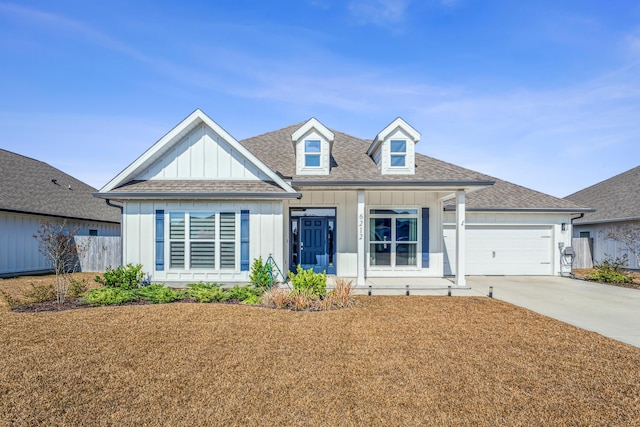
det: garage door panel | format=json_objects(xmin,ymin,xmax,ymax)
[{"xmin": 444, "ymin": 225, "xmax": 553, "ymax": 275}]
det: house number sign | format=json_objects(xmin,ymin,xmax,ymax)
[{"xmin": 358, "ymin": 213, "xmax": 364, "ymax": 241}]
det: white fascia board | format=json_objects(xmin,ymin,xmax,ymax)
[
  {"xmin": 100, "ymin": 109, "xmax": 297, "ymax": 195},
  {"xmin": 367, "ymin": 117, "xmax": 421, "ymax": 156},
  {"xmin": 291, "ymin": 118, "xmax": 335, "ymax": 142}
]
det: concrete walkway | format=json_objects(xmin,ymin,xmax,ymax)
[{"xmin": 467, "ymin": 276, "xmax": 640, "ymax": 348}]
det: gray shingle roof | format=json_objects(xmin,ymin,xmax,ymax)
[
  {"xmin": 565, "ymin": 165, "xmax": 640, "ymax": 223},
  {"xmin": 241, "ymin": 124, "xmax": 591, "ymax": 211},
  {"xmin": 445, "ymin": 178, "xmax": 590, "ymax": 211},
  {"xmin": 0, "ymin": 149, "xmax": 120, "ymax": 223},
  {"xmin": 111, "ymin": 179, "xmax": 291, "ymax": 195},
  {"xmin": 240, "ymin": 124, "xmax": 493, "ymax": 182}
]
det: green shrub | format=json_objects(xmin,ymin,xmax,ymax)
[
  {"xmin": 86, "ymin": 287, "xmax": 138, "ymax": 306},
  {"xmin": 137, "ymin": 284, "xmax": 184, "ymax": 304},
  {"xmin": 68, "ymin": 278, "xmax": 89, "ymax": 298},
  {"xmin": 186, "ymin": 282, "xmax": 228, "ymax": 303},
  {"xmin": 241, "ymin": 294, "xmax": 262, "ymax": 305},
  {"xmin": 95, "ymin": 264, "xmax": 145, "ymax": 290},
  {"xmin": 586, "ymin": 255, "xmax": 633, "ymax": 284},
  {"xmin": 288, "ymin": 266, "xmax": 327, "ymax": 297},
  {"xmin": 249, "ymin": 257, "xmax": 273, "ymax": 291},
  {"xmin": 24, "ymin": 283, "xmax": 57, "ymax": 303},
  {"xmin": 225, "ymin": 285, "xmax": 259, "ymax": 302}
]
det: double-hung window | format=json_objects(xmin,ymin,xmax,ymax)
[
  {"xmin": 167, "ymin": 211, "xmax": 237, "ymax": 270},
  {"xmin": 390, "ymin": 140, "xmax": 407, "ymax": 167},
  {"xmin": 369, "ymin": 209, "xmax": 418, "ymax": 267},
  {"xmin": 304, "ymin": 139, "xmax": 321, "ymax": 167}
]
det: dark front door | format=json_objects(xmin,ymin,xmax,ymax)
[{"xmin": 300, "ymin": 218, "xmax": 328, "ymax": 273}]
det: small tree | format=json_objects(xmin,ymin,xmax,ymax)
[
  {"xmin": 33, "ymin": 221, "xmax": 81, "ymax": 304},
  {"xmin": 606, "ymin": 221, "xmax": 640, "ymax": 269}
]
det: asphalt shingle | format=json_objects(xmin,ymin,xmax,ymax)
[
  {"xmin": 565, "ymin": 165, "xmax": 640, "ymax": 223},
  {"xmin": 0, "ymin": 149, "xmax": 120, "ymax": 223}
]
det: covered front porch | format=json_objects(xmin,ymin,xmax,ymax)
[{"xmin": 286, "ymin": 187, "xmax": 477, "ymax": 288}]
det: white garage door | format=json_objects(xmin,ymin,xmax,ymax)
[{"xmin": 444, "ymin": 225, "xmax": 553, "ymax": 275}]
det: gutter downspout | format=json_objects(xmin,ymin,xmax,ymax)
[
  {"xmin": 570, "ymin": 213, "xmax": 584, "ymax": 224},
  {"xmin": 106, "ymin": 199, "xmax": 124, "ymax": 266}
]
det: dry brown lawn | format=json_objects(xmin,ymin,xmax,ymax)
[{"xmin": 1, "ymin": 288, "xmax": 639, "ymax": 426}]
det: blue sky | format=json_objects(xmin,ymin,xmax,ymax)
[{"xmin": 1, "ymin": 0, "xmax": 639, "ymax": 197}]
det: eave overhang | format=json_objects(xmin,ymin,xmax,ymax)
[{"xmin": 93, "ymin": 192, "xmax": 302, "ymax": 200}]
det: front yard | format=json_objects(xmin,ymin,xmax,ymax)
[{"xmin": 1, "ymin": 289, "xmax": 639, "ymax": 425}]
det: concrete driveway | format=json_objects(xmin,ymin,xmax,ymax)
[{"xmin": 467, "ymin": 276, "xmax": 640, "ymax": 348}]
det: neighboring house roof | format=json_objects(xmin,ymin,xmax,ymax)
[
  {"xmin": 0, "ymin": 149, "xmax": 120, "ymax": 223},
  {"xmin": 565, "ymin": 165, "xmax": 640, "ymax": 224}
]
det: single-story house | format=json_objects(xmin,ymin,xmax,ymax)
[
  {"xmin": 95, "ymin": 109, "xmax": 591, "ymax": 287},
  {"xmin": 0, "ymin": 149, "xmax": 121, "ymax": 277},
  {"xmin": 565, "ymin": 165, "xmax": 640, "ymax": 269}
]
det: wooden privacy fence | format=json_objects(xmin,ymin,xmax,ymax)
[
  {"xmin": 571, "ymin": 237, "xmax": 593, "ymax": 269},
  {"xmin": 75, "ymin": 236, "xmax": 122, "ymax": 272}
]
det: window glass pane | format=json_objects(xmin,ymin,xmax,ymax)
[
  {"xmin": 396, "ymin": 244, "xmax": 417, "ymax": 266},
  {"xmin": 390, "ymin": 155, "xmax": 406, "ymax": 167},
  {"xmin": 370, "ymin": 243, "xmax": 391, "ymax": 266},
  {"xmin": 390, "ymin": 140, "xmax": 406, "ymax": 153},
  {"xmin": 305, "ymin": 139, "xmax": 321, "ymax": 153},
  {"xmin": 169, "ymin": 212, "xmax": 185, "ymax": 239},
  {"xmin": 396, "ymin": 218, "xmax": 417, "ymax": 241},
  {"xmin": 220, "ymin": 242, "xmax": 236, "ymax": 269},
  {"xmin": 190, "ymin": 212, "xmax": 215, "ymax": 239},
  {"xmin": 170, "ymin": 242, "xmax": 185, "ymax": 268},
  {"xmin": 219, "ymin": 213, "xmax": 236, "ymax": 240},
  {"xmin": 370, "ymin": 218, "xmax": 391, "ymax": 242},
  {"xmin": 305, "ymin": 154, "xmax": 321, "ymax": 167},
  {"xmin": 190, "ymin": 242, "xmax": 215, "ymax": 268},
  {"xmin": 370, "ymin": 209, "xmax": 418, "ymax": 215},
  {"xmin": 579, "ymin": 231, "xmax": 590, "ymax": 238}
]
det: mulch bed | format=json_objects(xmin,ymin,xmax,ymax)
[{"xmin": 573, "ymin": 268, "xmax": 640, "ymax": 290}]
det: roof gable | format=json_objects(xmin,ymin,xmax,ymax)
[
  {"xmin": 367, "ymin": 117, "xmax": 421, "ymax": 156},
  {"xmin": 99, "ymin": 109, "xmax": 296, "ymax": 194},
  {"xmin": 291, "ymin": 118, "xmax": 334, "ymax": 143}
]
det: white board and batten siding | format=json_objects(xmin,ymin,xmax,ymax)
[
  {"xmin": 573, "ymin": 222, "xmax": 640, "ymax": 270},
  {"xmin": 0, "ymin": 210, "xmax": 120, "ymax": 276},
  {"xmin": 443, "ymin": 212, "xmax": 572, "ymax": 276},
  {"xmin": 123, "ymin": 200, "xmax": 283, "ymax": 284},
  {"xmin": 136, "ymin": 125, "xmax": 269, "ymax": 181},
  {"xmin": 286, "ymin": 190, "xmax": 446, "ymax": 278}
]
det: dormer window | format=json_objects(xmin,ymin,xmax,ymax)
[
  {"xmin": 292, "ymin": 118, "xmax": 334, "ymax": 176},
  {"xmin": 390, "ymin": 140, "xmax": 407, "ymax": 167},
  {"xmin": 367, "ymin": 118, "xmax": 420, "ymax": 175},
  {"xmin": 304, "ymin": 140, "xmax": 321, "ymax": 167}
]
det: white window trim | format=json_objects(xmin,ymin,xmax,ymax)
[
  {"xmin": 367, "ymin": 206, "xmax": 422, "ymax": 270},
  {"xmin": 303, "ymin": 139, "xmax": 323, "ymax": 169},
  {"xmin": 165, "ymin": 210, "xmax": 241, "ymax": 272},
  {"xmin": 389, "ymin": 139, "xmax": 407, "ymax": 168}
]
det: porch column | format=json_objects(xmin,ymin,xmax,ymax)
[
  {"xmin": 455, "ymin": 190, "xmax": 466, "ymax": 286},
  {"xmin": 357, "ymin": 190, "xmax": 366, "ymax": 286}
]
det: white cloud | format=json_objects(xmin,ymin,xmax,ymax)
[{"xmin": 347, "ymin": 0, "xmax": 411, "ymax": 26}]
